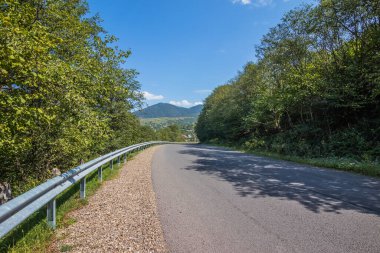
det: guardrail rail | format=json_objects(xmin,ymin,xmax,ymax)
[{"xmin": 0, "ymin": 141, "xmax": 167, "ymax": 238}]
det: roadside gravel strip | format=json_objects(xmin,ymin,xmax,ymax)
[{"xmin": 54, "ymin": 146, "xmax": 168, "ymax": 253}]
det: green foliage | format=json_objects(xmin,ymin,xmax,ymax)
[
  {"xmin": 196, "ymin": 0, "xmax": 380, "ymax": 165},
  {"xmin": 0, "ymin": 0, "xmax": 158, "ymax": 195},
  {"xmin": 141, "ymin": 117, "xmax": 197, "ymax": 142},
  {"xmin": 140, "ymin": 117, "xmax": 197, "ymax": 129},
  {"xmin": 157, "ymin": 125, "xmax": 186, "ymax": 142}
]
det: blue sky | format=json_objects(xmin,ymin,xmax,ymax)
[{"xmin": 87, "ymin": 0, "xmax": 313, "ymax": 107}]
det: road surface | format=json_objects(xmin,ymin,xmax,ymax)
[{"xmin": 152, "ymin": 144, "xmax": 380, "ymax": 253}]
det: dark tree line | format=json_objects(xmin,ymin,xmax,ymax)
[{"xmin": 196, "ymin": 0, "xmax": 380, "ymax": 161}]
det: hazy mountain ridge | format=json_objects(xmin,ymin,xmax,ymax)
[{"xmin": 135, "ymin": 103, "xmax": 203, "ymax": 118}]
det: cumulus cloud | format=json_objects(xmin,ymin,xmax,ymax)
[
  {"xmin": 169, "ymin": 100, "xmax": 203, "ymax": 108},
  {"xmin": 143, "ymin": 91, "xmax": 164, "ymax": 101}
]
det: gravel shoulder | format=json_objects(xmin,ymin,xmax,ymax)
[{"xmin": 53, "ymin": 146, "xmax": 167, "ymax": 253}]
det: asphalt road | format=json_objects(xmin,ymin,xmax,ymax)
[{"xmin": 152, "ymin": 144, "xmax": 380, "ymax": 253}]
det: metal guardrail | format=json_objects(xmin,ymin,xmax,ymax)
[{"xmin": 0, "ymin": 141, "xmax": 167, "ymax": 238}]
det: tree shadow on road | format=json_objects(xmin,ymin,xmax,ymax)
[{"xmin": 179, "ymin": 144, "xmax": 380, "ymax": 216}]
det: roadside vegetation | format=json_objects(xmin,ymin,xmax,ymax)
[
  {"xmin": 196, "ymin": 0, "xmax": 380, "ymax": 176},
  {"xmin": 141, "ymin": 117, "xmax": 197, "ymax": 129},
  {"xmin": 141, "ymin": 118, "xmax": 197, "ymax": 142},
  {"xmin": 0, "ymin": 152, "xmax": 135, "ymax": 253},
  {"xmin": 0, "ymin": 0, "xmax": 183, "ymax": 196}
]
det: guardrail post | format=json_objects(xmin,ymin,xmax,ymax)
[
  {"xmin": 110, "ymin": 159, "xmax": 113, "ymax": 170},
  {"xmin": 47, "ymin": 199, "xmax": 56, "ymax": 229},
  {"xmin": 98, "ymin": 166, "xmax": 103, "ymax": 182},
  {"xmin": 124, "ymin": 153, "xmax": 127, "ymax": 163},
  {"xmin": 118, "ymin": 156, "xmax": 120, "ymax": 165},
  {"xmin": 80, "ymin": 177, "xmax": 86, "ymax": 199}
]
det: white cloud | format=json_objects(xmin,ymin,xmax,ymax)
[
  {"xmin": 232, "ymin": 0, "xmax": 273, "ymax": 6},
  {"xmin": 194, "ymin": 89, "xmax": 212, "ymax": 94},
  {"xmin": 169, "ymin": 100, "xmax": 203, "ymax": 108},
  {"xmin": 143, "ymin": 91, "xmax": 164, "ymax": 101},
  {"xmin": 232, "ymin": 0, "xmax": 251, "ymax": 4}
]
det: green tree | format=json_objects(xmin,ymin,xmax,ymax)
[
  {"xmin": 0, "ymin": 0, "xmax": 152, "ymax": 195},
  {"xmin": 196, "ymin": 0, "xmax": 380, "ymax": 161}
]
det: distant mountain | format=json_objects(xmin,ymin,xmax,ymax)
[
  {"xmin": 187, "ymin": 104, "xmax": 203, "ymax": 115},
  {"xmin": 135, "ymin": 103, "xmax": 203, "ymax": 118}
]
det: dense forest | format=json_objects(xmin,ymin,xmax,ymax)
[
  {"xmin": 196, "ymin": 0, "xmax": 380, "ymax": 164},
  {"xmin": 0, "ymin": 0, "xmax": 184, "ymax": 196}
]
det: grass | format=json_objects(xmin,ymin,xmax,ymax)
[
  {"xmin": 249, "ymin": 150, "xmax": 380, "ymax": 177},
  {"xmin": 0, "ymin": 151, "xmax": 140, "ymax": 253},
  {"xmin": 59, "ymin": 245, "xmax": 73, "ymax": 252},
  {"xmin": 205, "ymin": 142, "xmax": 380, "ymax": 178}
]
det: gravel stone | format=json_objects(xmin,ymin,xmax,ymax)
[{"xmin": 53, "ymin": 146, "xmax": 168, "ymax": 253}]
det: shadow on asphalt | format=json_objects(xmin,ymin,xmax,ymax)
[{"xmin": 179, "ymin": 144, "xmax": 380, "ymax": 216}]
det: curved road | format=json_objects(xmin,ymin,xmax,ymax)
[{"xmin": 152, "ymin": 144, "xmax": 380, "ymax": 253}]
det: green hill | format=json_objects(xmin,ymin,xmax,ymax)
[{"xmin": 134, "ymin": 103, "xmax": 203, "ymax": 118}]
